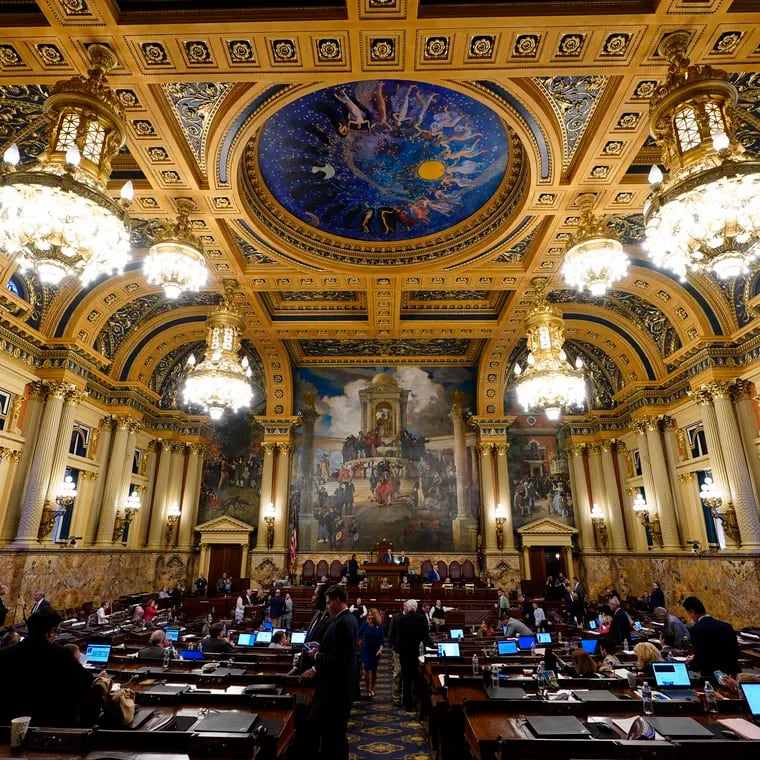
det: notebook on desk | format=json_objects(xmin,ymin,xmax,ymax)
[
  {"xmin": 178, "ymin": 649, "xmax": 204, "ymax": 660},
  {"xmin": 255, "ymin": 631, "xmax": 273, "ymax": 645},
  {"xmin": 193, "ymin": 710, "xmax": 259, "ymax": 733},
  {"xmin": 652, "ymin": 661, "xmax": 697, "ymax": 700},
  {"xmin": 580, "ymin": 639, "xmax": 598, "ymax": 655},
  {"xmin": 526, "ymin": 715, "xmax": 591, "ymax": 738}
]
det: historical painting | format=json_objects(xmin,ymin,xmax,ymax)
[
  {"xmin": 292, "ymin": 366, "xmax": 480, "ymax": 554},
  {"xmin": 504, "ymin": 398, "xmax": 576, "ymax": 531},
  {"xmin": 257, "ymin": 80, "xmax": 509, "ymax": 242},
  {"xmin": 197, "ymin": 413, "xmax": 264, "ymax": 528}
]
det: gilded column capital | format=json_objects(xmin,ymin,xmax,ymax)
[
  {"xmin": 101, "ymin": 415, "xmax": 118, "ymax": 432},
  {"xmin": 660, "ymin": 415, "xmax": 677, "ymax": 432},
  {"xmin": 160, "ymin": 439, "xmax": 173, "ymax": 453},
  {"xmin": 46, "ymin": 381, "xmax": 74, "ymax": 400},
  {"xmin": 79, "ymin": 469, "xmax": 98, "ymax": 481},
  {"xmin": 64, "ymin": 388, "xmax": 88, "ymax": 406},
  {"xmin": 643, "ymin": 416, "xmax": 661, "ymax": 432},
  {"xmin": 27, "ymin": 380, "xmax": 47, "ymax": 401},
  {"xmin": 115, "ymin": 416, "xmax": 132, "ymax": 431},
  {"xmin": 127, "ymin": 419, "xmax": 142, "ymax": 434},
  {"xmin": 263, "ymin": 442, "xmax": 277, "ymax": 456},
  {"xmin": 732, "ymin": 378, "xmax": 754, "ymax": 401},
  {"xmin": 495, "ymin": 443, "xmax": 509, "ymax": 456},
  {"xmin": 678, "ymin": 472, "xmax": 696, "ymax": 483},
  {"xmin": 170, "ymin": 440, "xmax": 187, "ymax": 453},
  {"xmin": 279, "ymin": 443, "xmax": 293, "ymax": 456},
  {"xmin": 0, "ymin": 446, "xmax": 21, "ymax": 463},
  {"xmin": 188, "ymin": 443, "xmax": 205, "ymax": 457},
  {"xmin": 630, "ymin": 419, "xmax": 648, "ymax": 436},
  {"xmin": 688, "ymin": 386, "xmax": 714, "ymax": 406},
  {"xmin": 706, "ymin": 380, "xmax": 733, "ymax": 400},
  {"xmin": 478, "ymin": 443, "xmax": 494, "ymax": 457},
  {"xmin": 626, "ymin": 486, "xmax": 640, "ymax": 495},
  {"xmin": 613, "ymin": 440, "xmax": 626, "ymax": 454},
  {"xmin": 588, "ymin": 442, "xmax": 605, "ymax": 456},
  {"xmin": 569, "ymin": 443, "xmax": 586, "ymax": 457}
]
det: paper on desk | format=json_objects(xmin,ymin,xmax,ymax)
[
  {"xmin": 438, "ymin": 674, "xmax": 459, "ymax": 686},
  {"xmin": 612, "ymin": 716, "xmax": 665, "ymax": 741},
  {"xmin": 718, "ymin": 718, "xmax": 760, "ymax": 739}
]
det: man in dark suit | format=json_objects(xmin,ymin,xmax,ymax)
[
  {"xmin": 650, "ymin": 581, "xmax": 665, "ymax": 609},
  {"xmin": 683, "ymin": 595, "xmax": 739, "ymax": 677},
  {"xmin": 0, "ymin": 582, "xmax": 8, "ymax": 626},
  {"xmin": 302, "ymin": 584, "xmax": 358, "ymax": 760},
  {"xmin": 396, "ymin": 598, "xmax": 434, "ymax": 712},
  {"xmin": 29, "ymin": 590, "xmax": 52, "ymax": 617},
  {"xmin": 608, "ymin": 596, "xmax": 632, "ymax": 646}
]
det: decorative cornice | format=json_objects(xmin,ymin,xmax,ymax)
[
  {"xmin": 78, "ymin": 469, "xmax": 98, "ymax": 481},
  {"xmin": 0, "ymin": 447, "xmax": 22, "ymax": 463},
  {"xmin": 678, "ymin": 472, "xmax": 696, "ymax": 483}
]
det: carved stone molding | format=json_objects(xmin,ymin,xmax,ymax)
[{"xmin": 678, "ymin": 472, "xmax": 696, "ymax": 483}]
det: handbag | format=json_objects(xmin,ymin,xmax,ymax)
[{"xmin": 92, "ymin": 673, "xmax": 136, "ymax": 726}]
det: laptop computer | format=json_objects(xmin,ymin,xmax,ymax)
[
  {"xmin": 84, "ymin": 643, "xmax": 111, "ymax": 668},
  {"xmin": 236, "ymin": 632, "xmax": 256, "ymax": 647},
  {"xmin": 496, "ymin": 639, "xmax": 518, "ymax": 656},
  {"xmin": 588, "ymin": 619, "xmax": 598, "ymax": 630},
  {"xmin": 290, "ymin": 631, "xmax": 306, "ymax": 645},
  {"xmin": 580, "ymin": 639, "xmax": 598, "ymax": 655},
  {"xmin": 647, "ymin": 717, "xmax": 714, "ymax": 739},
  {"xmin": 194, "ymin": 711, "xmax": 259, "ymax": 733},
  {"xmin": 742, "ymin": 682, "xmax": 760, "ymax": 723},
  {"xmin": 536, "ymin": 632, "xmax": 552, "ymax": 645},
  {"xmin": 437, "ymin": 642, "xmax": 460, "ymax": 658},
  {"xmin": 164, "ymin": 628, "xmax": 180, "ymax": 642},
  {"xmin": 484, "ymin": 685, "xmax": 527, "ymax": 700},
  {"xmin": 652, "ymin": 661, "xmax": 697, "ymax": 700},
  {"xmin": 255, "ymin": 631, "xmax": 273, "ymax": 645},
  {"xmin": 262, "ymin": 621, "xmax": 273, "ymax": 631},
  {"xmin": 572, "ymin": 690, "xmax": 620, "ymax": 702},
  {"xmin": 527, "ymin": 715, "xmax": 590, "ymax": 738},
  {"xmin": 178, "ymin": 649, "xmax": 204, "ymax": 660},
  {"xmin": 518, "ymin": 635, "xmax": 536, "ymax": 651},
  {"xmin": 449, "ymin": 628, "xmax": 464, "ymax": 639}
]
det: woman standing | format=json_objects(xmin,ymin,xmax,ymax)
[{"xmin": 358, "ymin": 607, "xmax": 385, "ymax": 698}]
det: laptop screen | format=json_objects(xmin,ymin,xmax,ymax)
[
  {"xmin": 256, "ymin": 631, "xmax": 273, "ymax": 644},
  {"xmin": 537, "ymin": 632, "xmax": 552, "ymax": 645},
  {"xmin": 437, "ymin": 642, "xmax": 460, "ymax": 658},
  {"xmin": 290, "ymin": 631, "xmax": 306, "ymax": 645},
  {"xmin": 633, "ymin": 621, "xmax": 643, "ymax": 631},
  {"xmin": 237, "ymin": 632, "xmax": 256, "ymax": 647},
  {"xmin": 262, "ymin": 621, "xmax": 273, "ymax": 631},
  {"xmin": 165, "ymin": 628, "xmax": 180, "ymax": 642},
  {"xmin": 179, "ymin": 649, "xmax": 204, "ymax": 660},
  {"xmin": 652, "ymin": 661, "xmax": 691, "ymax": 687},
  {"xmin": 588, "ymin": 619, "xmax": 597, "ymax": 630},
  {"xmin": 497, "ymin": 639, "xmax": 518, "ymax": 655},
  {"xmin": 580, "ymin": 639, "xmax": 598, "ymax": 655},
  {"xmin": 743, "ymin": 682, "xmax": 760, "ymax": 716},
  {"xmin": 518, "ymin": 635, "xmax": 536, "ymax": 650},
  {"xmin": 85, "ymin": 644, "xmax": 111, "ymax": 664},
  {"xmin": 449, "ymin": 628, "xmax": 464, "ymax": 639}
]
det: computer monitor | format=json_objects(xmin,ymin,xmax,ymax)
[
  {"xmin": 536, "ymin": 632, "xmax": 552, "ymax": 645},
  {"xmin": 588, "ymin": 619, "xmax": 597, "ymax": 630},
  {"xmin": 237, "ymin": 632, "xmax": 256, "ymax": 647},
  {"xmin": 255, "ymin": 630, "xmax": 273, "ymax": 644},
  {"xmin": 437, "ymin": 642, "xmax": 460, "ymax": 658},
  {"xmin": 449, "ymin": 628, "xmax": 464, "ymax": 639},
  {"xmin": 179, "ymin": 649, "xmax": 204, "ymax": 660},
  {"xmin": 633, "ymin": 621, "xmax": 643, "ymax": 632},
  {"xmin": 742, "ymin": 682, "xmax": 760, "ymax": 718},
  {"xmin": 262, "ymin": 620, "xmax": 273, "ymax": 631},
  {"xmin": 496, "ymin": 639, "xmax": 518, "ymax": 656},
  {"xmin": 580, "ymin": 638, "xmax": 598, "ymax": 655},
  {"xmin": 652, "ymin": 661, "xmax": 691, "ymax": 688},
  {"xmin": 290, "ymin": 631, "xmax": 306, "ymax": 645},
  {"xmin": 164, "ymin": 628, "xmax": 180, "ymax": 642},
  {"xmin": 518, "ymin": 635, "xmax": 536, "ymax": 651}
]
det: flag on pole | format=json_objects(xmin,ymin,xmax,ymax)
[{"xmin": 288, "ymin": 508, "xmax": 298, "ymax": 576}]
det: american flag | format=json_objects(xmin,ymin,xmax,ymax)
[{"xmin": 288, "ymin": 510, "xmax": 298, "ymax": 575}]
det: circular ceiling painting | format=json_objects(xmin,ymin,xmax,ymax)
[{"xmin": 256, "ymin": 80, "xmax": 509, "ymax": 243}]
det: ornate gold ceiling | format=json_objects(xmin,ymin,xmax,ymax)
[{"xmin": 2, "ymin": 0, "xmax": 760, "ymax": 427}]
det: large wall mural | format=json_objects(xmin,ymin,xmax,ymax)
[
  {"xmin": 292, "ymin": 366, "xmax": 481, "ymax": 554},
  {"xmin": 257, "ymin": 80, "xmax": 509, "ymax": 242}
]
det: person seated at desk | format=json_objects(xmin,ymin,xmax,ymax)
[
  {"xmin": 157, "ymin": 585, "xmax": 171, "ymax": 600},
  {"xmin": 199, "ymin": 622, "xmax": 234, "ymax": 655},
  {"xmin": 598, "ymin": 614, "xmax": 612, "ymax": 634},
  {"xmin": 633, "ymin": 641, "xmax": 663, "ymax": 677},
  {"xmin": 400, "ymin": 574, "xmax": 411, "ymax": 590},
  {"xmin": 137, "ymin": 629, "xmax": 168, "ymax": 659},
  {"xmin": 95, "ymin": 599, "xmax": 110, "ymax": 624},
  {"xmin": 397, "ymin": 551, "xmax": 410, "ymax": 566},
  {"xmin": 569, "ymin": 648, "xmax": 597, "ymax": 677},
  {"xmin": 476, "ymin": 620, "xmax": 494, "ymax": 638},
  {"xmin": 381, "ymin": 548, "xmax": 394, "ymax": 564},
  {"xmin": 504, "ymin": 616, "xmax": 533, "ymax": 637},
  {"xmin": 269, "ymin": 631, "xmax": 290, "ymax": 649},
  {"xmin": 1, "ymin": 630, "xmax": 20, "ymax": 648},
  {"xmin": 379, "ymin": 577, "xmax": 391, "ymax": 590},
  {"xmin": 143, "ymin": 597, "xmax": 158, "ymax": 623},
  {"xmin": 653, "ymin": 606, "xmax": 689, "ymax": 648},
  {"xmin": 597, "ymin": 636, "xmax": 621, "ymax": 672},
  {"xmin": 0, "ymin": 610, "xmax": 96, "ymax": 727}
]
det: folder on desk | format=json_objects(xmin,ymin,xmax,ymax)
[
  {"xmin": 647, "ymin": 717, "xmax": 715, "ymax": 739},
  {"xmin": 484, "ymin": 685, "xmax": 527, "ymax": 700},
  {"xmin": 572, "ymin": 689, "xmax": 621, "ymax": 702},
  {"xmin": 526, "ymin": 715, "xmax": 590, "ymax": 738},
  {"xmin": 193, "ymin": 710, "xmax": 259, "ymax": 733}
]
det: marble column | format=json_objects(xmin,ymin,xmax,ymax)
[
  {"xmin": 479, "ymin": 444, "xmax": 498, "ymax": 553},
  {"xmin": 164, "ymin": 443, "xmax": 186, "ymax": 548},
  {"xmin": 616, "ymin": 443, "xmax": 642, "ymax": 549},
  {"xmin": 494, "ymin": 443, "xmax": 516, "ymax": 552},
  {"xmin": 690, "ymin": 388, "xmax": 731, "ymax": 511},
  {"xmin": 733, "ymin": 381, "xmax": 760, "ymax": 506},
  {"xmin": 0, "ymin": 448, "xmax": 22, "ymax": 541},
  {"xmin": 643, "ymin": 418, "xmax": 680, "ymax": 549},
  {"xmin": 177, "ymin": 444, "xmax": 203, "ymax": 549},
  {"xmin": 43, "ymin": 388, "xmax": 85, "ymax": 506},
  {"xmin": 95, "ymin": 416, "xmax": 131, "ymax": 546},
  {"xmin": 297, "ymin": 403, "xmax": 320, "ymax": 550},
  {"xmin": 68, "ymin": 470, "xmax": 97, "ymax": 541},
  {"xmin": 147, "ymin": 440, "xmax": 173, "ymax": 548},
  {"xmin": 586, "ymin": 443, "xmax": 607, "ymax": 549},
  {"xmin": 712, "ymin": 382, "xmax": 760, "ymax": 549},
  {"xmin": 677, "ymin": 472, "xmax": 709, "ymax": 548},
  {"xmin": 600, "ymin": 442, "xmax": 628, "ymax": 550},
  {"xmin": 83, "ymin": 417, "xmax": 115, "ymax": 546},
  {"xmin": 13, "ymin": 382, "xmax": 70, "ymax": 547},
  {"xmin": 256, "ymin": 442, "xmax": 276, "ymax": 551},
  {"xmin": 568, "ymin": 445, "xmax": 594, "ymax": 551},
  {"xmin": 133, "ymin": 440, "xmax": 159, "ymax": 547},
  {"xmin": 117, "ymin": 421, "xmax": 140, "ymax": 512},
  {"xmin": 272, "ymin": 443, "xmax": 292, "ymax": 553},
  {"xmin": 2, "ymin": 382, "xmax": 46, "ymax": 542},
  {"xmin": 450, "ymin": 391, "xmax": 469, "ymax": 519},
  {"xmin": 662, "ymin": 418, "xmax": 688, "ymax": 549}
]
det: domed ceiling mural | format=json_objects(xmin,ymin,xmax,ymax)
[{"xmin": 255, "ymin": 80, "xmax": 510, "ymax": 243}]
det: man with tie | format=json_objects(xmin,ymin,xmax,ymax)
[{"xmin": 29, "ymin": 590, "xmax": 52, "ymax": 617}]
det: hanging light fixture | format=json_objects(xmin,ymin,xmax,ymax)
[
  {"xmin": 511, "ymin": 282, "xmax": 586, "ymax": 421},
  {"xmin": 182, "ymin": 281, "xmax": 254, "ymax": 420},
  {"xmin": 143, "ymin": 199, "xmax": 207, "ymax": 299},
  {"xmin": 563, "ymin": 193, "xmax": 628, "ymax": 296},
  {"xmin": 643, "ymin": 30, "xmax": 760, "ymax": 280},
  {"xmin": 0, "ymin": 44, "xmax": 133, "ymax": 286}
]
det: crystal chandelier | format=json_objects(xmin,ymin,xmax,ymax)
[
  {"xmin": 644, "ymin": 30, "xmax": 760, "ymax": 280},
  {"xmin": 512, "ymin": 285, "xmax": 586, "ymax": 421},
  {"xmin": 182, "ymin": 283, "xmax": 254, "ymax": 420},
  {"xmin": 563, "ymin": 194, "xmax": 628, "ymax": 296},
  {"xmin": 0, "ymin": 44, "xmax": 133, "ymax": 286},
  {"xmin": 143, "ymin": 199, "xmax": 207, "ymax": 299}
]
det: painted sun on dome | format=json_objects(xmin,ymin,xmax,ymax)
[{"xmin": 256, "ymin": 80, "xmax": 509, "ymax": 242}]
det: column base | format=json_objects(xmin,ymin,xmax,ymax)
[
  {"xmin": 452, "ymin": 516, "xmax": 477, "ymax": 551},
  {"xmin": 10, "ymin": 537, "xmax": 36, "ymax": 550}
]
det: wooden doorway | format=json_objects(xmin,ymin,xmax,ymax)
[
  {"xmin": 208, "ymin": 544, "xmax": 243, "ymax": 593},
  {"xmin": 528, "ymin": 547, "xmax": 565, "ymax": 588}
]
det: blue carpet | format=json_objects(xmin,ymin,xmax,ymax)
[{"xmin": 348, "ymin": 664, "xmax": 431, "ymax": 759}]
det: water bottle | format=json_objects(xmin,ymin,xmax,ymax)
[
  {"xmin": 419, "ymin": 641, "xmax": 425, "ymax": 657},
  {"xmin": 530, "ymin": 641, "xmax": 536, "ymax": 657},
  {"xmin": 641, "ymin": 682, "xmax": 654, "ymax": 715},
  {"xmin": 162, "ymin": 647, "xmax": 171, "ymax": 671},
  {"xmin": 491, "ymin": 665, "xmax": 500, "ymax": 689},
  {"xmin": 624, "ymin": 638, "xmax": 630, "ymax": 652},
  {"xmin": 472, "ymin": 654, "xmax": 479, "ymax": 676},
  {"xmin": 536, "ymin": 660, "xmax": 545, "ymax": 697},
  {"xmin": 703, "ymin": 681, "xmax": 718, "ymax": 714},
  {"xmin": 557, "ymin": 631, "xmax": 563, "ymax": 645}
]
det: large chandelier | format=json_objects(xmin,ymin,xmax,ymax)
[
  {"xmin": 563, "ymin": 194, "xmax": 628, "ymax": 296},
  {"xmin": 512, "ymin": 285, "xmax": 586, "ymax": 421},
  {"xmin": 644, "ymin": 30, "xmax": 760, "ymax": 280},
  {"xmin": 182, "ymin": 283, "xmax": 254, "ymax": 420},
  {"xmin": 143, "ymin": 199, "xmax": 207, "ymax": 299},
  {"xmin": 0, "ymin": 44, "xmax": 133, "ymax": 286}
]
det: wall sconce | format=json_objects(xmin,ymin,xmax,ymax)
[
  {"xmin": 112, "ymin": 490, "xmax": 141, "ymax": 542},
  {"xmin": 38, "ymin": 475, "xmax": 77, "ymax": 540},
  {"xmin": 632, "ymin": 492, "xmax": 663, "ymax": 549},
  {"xmin": 264, "ymin": 502, "xmax": 276, "ymax": 550},
  {"xmin": 494, "ymin": 502, "xmax": 506, "ymax": 551},
  {"xmin": 699, "ymin": 476, "xmax": 741, "ymax": 545},
  {"xmin": 164, "ymin": 504, "xmax": 181, "ymax": 546},
  {"xmin": 590, "ymin": 503, "xmax": 608, "ymax": 550}
]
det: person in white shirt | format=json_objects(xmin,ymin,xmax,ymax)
[
  {"xmin": 234, "ymin": 593, "xmax": 246, "ymax": 624},
  {"xmin": 96, "ymin": 600, "xmax": 110, "ymax": 624},
  {"xmin": 533, "ymin": 602, "xmax": 546, "ymax": 630}
]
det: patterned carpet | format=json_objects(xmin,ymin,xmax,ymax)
[{"xmin": 348, "ymin": 664, "xmax": 432, "ymax": 760}]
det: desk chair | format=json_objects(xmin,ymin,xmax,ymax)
[
  {"xmin": 442, "ymin": 582, "xmax": 454, "ymax": 593},
  {"xmin": 423, "ymin": 583, "xmax": 433, "ymax": 593},
  {"xmin": 465, "ymin": 583, "xmax": 475, "ymax": 594}
]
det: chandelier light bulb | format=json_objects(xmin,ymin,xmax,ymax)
[
  {"xmin": 513, "ymin": 363, "xmax": 522, "ymax": 376},
  {"xmin": 526, "ymin": 352, "xmax": 535, "ymax": 366},
  {"xmin": 120, "ymin": 180, "xmax": 134, "ymax": 203},
  {"xmin": 648, "ymin": 165, "xmax": 664, "ymax": 185},
  {"xmin": 545, "ymin": 407, "xmax": 561, "ymax": 421},
  {"xmin": 186, "ymin": 353, "xmax": 196, "ymax": 367},
  {"xmin": 65, "ymin": 144, "xmax": 81, "ymax": 167},
  {"xmin": 558, "ymin": 348, "xmax": 567, "ymax": 361},
  {"xmin": 3, "ymin": 143, "xmax": 19, "ymax": 167},
  {"xmin": 575, "ymin": 356, "xmax": 583, "ymax": 370},
  {"xmin": 712, "ymin": 131, "xmax": 730, "ymax": 152}
]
